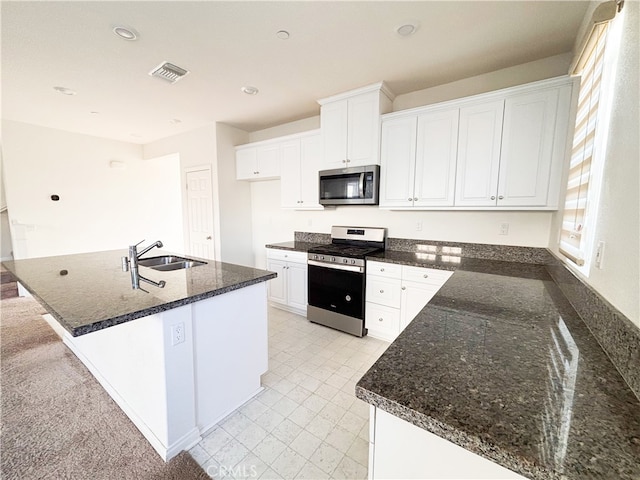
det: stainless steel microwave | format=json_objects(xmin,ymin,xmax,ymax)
[{"xmin": 319, "ymin": 165, "xmax": 380, "ymax": 205}]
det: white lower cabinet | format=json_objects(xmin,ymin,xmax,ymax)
[
  {"xmin": 365, "ymin": 261, "xmax": 452, "ymax": 342},
  {"xmin": 369, "ymin": 407, "xmax": 527, "ymax": 479},
  {"xmin": 266, "ymin": 249, "xmax": 307, "ymax": 316}
]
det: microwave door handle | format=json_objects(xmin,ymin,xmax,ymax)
[{"xmin": 359, "ymin": 172, "xmax": 365, "ymax": 198}]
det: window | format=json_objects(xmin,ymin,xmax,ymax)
[{"xmin": 559, "ymin": 2, "xmax": 623, "ymax": 270}]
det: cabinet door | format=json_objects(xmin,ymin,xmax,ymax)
[
  {"xmin": 321, "ymin": 100, "xmax": 348, "ymax": 169},
  {"xmin": 379, "ymin": 116, "xmax": 417, "ymax": 208},
  {"xmin": 400, "ymin": 281, "xmax": 439, "ymax": 331},
  {"xmin": 256, "ymin": 144, "xmax": 280, "ymax": 179},
  {"xmin": 347, "ymin": 92, "xmax": 379, "ymax": 166},
  {"xmin": 287, "ymin": 262, "xmax": 308, "ymax": 312},
  {"xmin": 236, "ymin": 148, "xmax": 257, "ymax": 180},
  {"xmin": 266, "ymin": 259, "xmax": 287, "ymax": 306},
  {"xmin": 299, "ymin": 134, "xmax": 324, "ymax": 209},
  {"xmin": 498, "ymin": 89, "xmax": 559, "ymax": 207},
  {"xmin": 414, "ymin": 109, "xmax": 459, "ymax": 207},
  {"xmin": 455, "ymin": 101, "xmax": 504, "ymax": 206},
  {"xmin": 280, "ymin": 140, "xmax": 302, "ymax": 208}
]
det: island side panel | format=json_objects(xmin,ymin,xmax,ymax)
[
  {"xmin": 63, "ymin": 304, "xmax": 200, "ymax": 460},
  {"xmin": 193, "ymin": 282, "xmax": 269, "ymax": 433}
]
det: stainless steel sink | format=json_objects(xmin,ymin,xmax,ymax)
[{"xmin": 138, "ymin": 255, "xmax": 207, "ymax": 271}]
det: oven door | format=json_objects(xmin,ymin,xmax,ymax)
[{"xmin": 307, "ymin": 263, "xmax": 365, "ymax": 319}]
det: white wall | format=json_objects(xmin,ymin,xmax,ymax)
[
  {"xmin": 1, "ymin": 121, "xmax": 184, "ymax": 259},
  {"xmin": 215, "ymin": 123, "xmax": 254, "ymax": 267},
  {"xmin": 143, "ymin": 123, "xmax": 254, "ymax": 266},
  {"xmin": 248, "ymin": 54, "xmax": 571, "ymax": 270},
  {"xmin": 549, "ymin": 3, "xmax": 639, "ymax": 326},
  {"xmin": 0, "ymin": 152, "xmax": 14, "ymax": 260}
]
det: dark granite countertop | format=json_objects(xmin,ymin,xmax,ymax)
[
  {"xmin": 265, "ymin": 241, "xmax": 324, "ymax": 252},
  {"xmin": 356, "ymin": 259, "xmax": 640, "ymax": 479},
  {"xmin": 3, "ymin": 250, "xmax": 276, "ymax": 337}
]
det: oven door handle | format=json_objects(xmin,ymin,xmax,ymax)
[
  {"xmin": 308, "ymin": 260, "xmax": 364, "ymax": 273},
  {"xmin": 359, "ymin": 172, "xmax": 365, "ymax": 198}
]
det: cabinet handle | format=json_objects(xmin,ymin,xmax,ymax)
[
  {"xmin": 408, "ymin": 198, "xmax": 413, "ymax": 201},
  {"xmin": 423, "ymin": 274, "xmax": 428, "ymax": 278},
  {"xmin": 342, "ymin": 160, "xmax": 347, "ymax": 163},
  {"xmin": 402, "ymin": 286, "xmax": 406, "ymax": 290},
  {"xmin": 378, "ymin": 318, "xmax": 384, "ymax": 322},
  {"xmin": 206, "ymin": 235, "xmax": 212, "ymax": 240},
  {"xmin": 379, "ymin": 289, "xmax": 384, "ymax": 293},
  {"xmin": 414, "ymin": 197, "xmax": 418, "ymax": 201},
  {"xmin": 498, "ymin": 195, "xmax": 504, "ymax": 200},
  {"xmin": 491, "ymin": 195, "xmax": 496, "ymax": 200},
  {"xmin": 380, "ymin": 268, "xmax": 384, "ymax": 272}
]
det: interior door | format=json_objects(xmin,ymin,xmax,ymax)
[{"xmin": 186, "ymin": 168, "xmax": 215, "ymax": 259}]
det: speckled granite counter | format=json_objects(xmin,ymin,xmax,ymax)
[
  {"xmin": 265, "ymin": 240, "xmax": 324, "ymax": 253},
  {"xmin": 356, "ymin": 259, "xmax": 640, "ymax": 479},
  {"xmin": 3, "ymin": 249, "xmax": 276, "ymax": 337}
]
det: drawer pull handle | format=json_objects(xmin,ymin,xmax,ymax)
[
  {"xmin": 402, "ymin": 286, "xmax": 406, "ymax": 290},
  {"xmin": 380, "ymin": 268, "xmax": 385, "ymax": 272},
  {"xmin": 378, "ymin": 318, "xmax": 383, "ymax": 322},
  {"xmin": 380, "ymin": 289, "xmax": 384, "ymax": 293},
  {"xmin": 423, "ymin": 274, "xmax": 428, "ymax": 278}
]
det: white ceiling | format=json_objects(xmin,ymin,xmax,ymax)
[{"xmin": 1, "ymin": 1, "xmax": 589, "ymax": 145}]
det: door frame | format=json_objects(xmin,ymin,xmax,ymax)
[{"xmin": 184, "ymin": 165, "xmax": 219, "ymax": 261}]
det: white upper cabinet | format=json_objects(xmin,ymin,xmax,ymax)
[
  {"xmin": 455, "ymin": 100, "xmax": 505, "ymax": 207},
  {"xmin": 236, "ymin": 142, "xmax": 281, "ymax": 181},
  {"xmin": 379, "ymin": 116, "xmax": 417, "ymax": 208},
  {"xmin": 319, "ymin": 83, "xmax": 394, "ymax": 169},
  {"xmin": 380, "ymin": 108, "xmax": 459, "ymax": 208},
  {"xmin": 498, "ymin": 88, "xmax": 560, "ymax": 207},
  {"xmin": 280, "ymin": 131, "xmax": 324, "ymax": 210}
]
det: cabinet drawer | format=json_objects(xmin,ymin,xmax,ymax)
[
  {"xmin": 402, "ymin": 266, "xmax": 453, "ymax": 286},
  {"xmin": 367, "ymin": 261, "xmax": 402, "ymax": 279},
  {"xmin": 366, "ymin": 302, "xmax": 400, "ymax": 340},
  {"xmin": 266, "ymin": 248, "xmax": 307, "ymax": 264},
  {"xmin": 366, "ymin": 276, "xmax": 401, "ymax": 308}
]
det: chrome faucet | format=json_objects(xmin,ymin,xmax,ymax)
[{"xmin": 122, "ymin": 240, "xmax": 164, "ymax": 290}]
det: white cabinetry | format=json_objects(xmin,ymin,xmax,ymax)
[
  {"xmin": 318, "ymin": 82, "xmax": 394, "ymax": 169},
  {"xmin": 366, "ymin": 261, "xmax": 452, "ymax": 342},
  {"xmin": 369, "ymin": 407, "xmax": 527, "ymax": 479},
  {"xmin": 380, "ymin": 108, "xmax": 459, "ymax": 208},
  {"xmin": 236, "ymin": 142, "xmax": 281, "ymax": 181},
  {"xmin": 280, "ymin": 131, "xmax": 324, "ymax": 210},
  {"xmin": 379, "ymin": 76, "xmax": 575, "ymax": 210},
  {"xmin": 266, "ymin": 249, "xmax": 308, "ymax": 316}
]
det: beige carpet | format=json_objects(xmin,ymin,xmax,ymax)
[{"xmin": 0, "ymin": 296, "xmax": 209, "ymax": 480}]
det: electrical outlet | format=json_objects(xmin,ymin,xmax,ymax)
[
  {"xmin": 416, "ymin": 221, "xmax": 423, "ymax": 231},
  {"xmin": 499, "ymin": 223, "xmax": 509, "ymax": 235},
  {"xmin": 595, "ymin": 241, "xmax": 605, "ymax": 269},
  {"xmin": 171, "ymin": 322, "xmax": 185, "ymax": 346}
]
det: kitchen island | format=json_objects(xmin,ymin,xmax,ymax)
[{"xmin": 3, "ymin": 249, "xmax": 276, "ymax": 461}]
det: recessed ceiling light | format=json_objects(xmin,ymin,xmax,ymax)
[
  {"xmin": 169, "ymin": 118, "xmax": 182, "ymax": 124},
  {"xmin": 53, "ymin": 86, "xmax": 76, "ymax": 96},
  {"xmin": 113, "ymin": 26, "xmax": 138, "ymax": 41},
  {"xmin": 276, "ymin": 30, "xmax": 290, "ymax": 40},
  {"xmin": 241, "ymin": 86, "xmax": 259, "ymax": 95},
  {"xmin": 396, "ymin": 22, "xmax": 419, "ymax": 37}
]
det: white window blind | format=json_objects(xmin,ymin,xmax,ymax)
[{"xmin": 559, "ymin": 23, "xmax": 610, "ymax": 266}]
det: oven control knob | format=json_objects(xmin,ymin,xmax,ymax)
[
  {"xmin": 313, "ymin": 255, "xmax": 318, "ymax": 260},
  {"xmin": 351, "ymin": 259, "xmax": 356, "ymax": 264},
  {"xmin": 343, "ymin": 258, "xmax": 348, "ymax": 263},
  {"xmin": 320, "ymin": 256, "xmax": 325, "ymax": 260},
  {"xmin": 345, "ymin": 295, "xmax": 352, "ymax": 302},
  {"xmin": 331, "ymin": 257, "xmax": 336, "ymax": 262}
]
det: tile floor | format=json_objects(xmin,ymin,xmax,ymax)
[{"xmin": 189, "ymin": 307, "xmax": 389, "ymax": 479}]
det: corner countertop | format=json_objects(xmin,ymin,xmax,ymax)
[
  {"xmin": 3, "ymin": 250, "xmax": 276, "ymax": 337},
  {"xmin": 356, "ymin": 259, "xmax": 640, "ymax": 479}
]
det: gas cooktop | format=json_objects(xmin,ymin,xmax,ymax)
[{"xmin": 308, "ymin": 243, "xmax": 382, "ymax": 259}]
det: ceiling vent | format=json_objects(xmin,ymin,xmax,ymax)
[{"xmin": 148, "ymin": 62, "xmax": 189, "ymax": 84}]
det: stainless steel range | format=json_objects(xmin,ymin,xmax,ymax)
[{"xmin": 307, "ymin": 226, "xmax": 386, "ymax": 337}]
